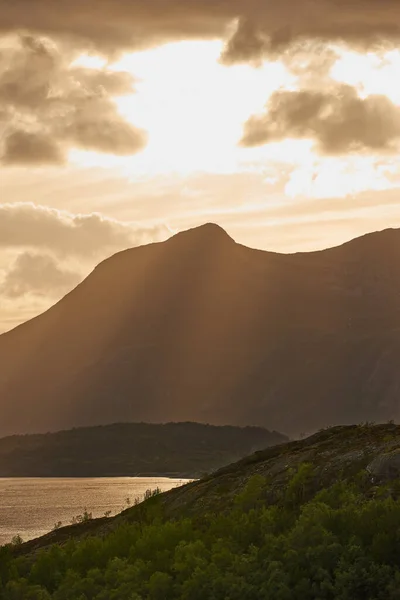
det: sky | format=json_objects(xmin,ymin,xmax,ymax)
[{"xmin": 1, "ymin": 0, "xmax": 400, "ymax": 331}]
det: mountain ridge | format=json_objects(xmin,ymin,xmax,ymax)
[{"xmin": 1, "ymin": 223, "xmax": 400, "ymax": 437}]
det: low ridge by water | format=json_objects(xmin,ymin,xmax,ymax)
[{"xmin": 0, "ymin": 477, "xmax": 188, "ymax": 546}]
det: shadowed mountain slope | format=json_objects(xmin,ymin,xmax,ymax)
[{"xmin": 1, "ymin": 223, "xmax": 400, "ymax": 437}]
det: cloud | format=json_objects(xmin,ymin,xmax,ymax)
[
  {"xmin": 2, "ymin": 130, "xmax": 64, "ymax": 165},
  {"xmin": 61, "ymin": 102, "xmax": 146, "ymax": 156},
  {"xmin": 1, "ymin": 252, "xmax": 81, "ymax": 298},
  {"xmin": 221, "ymin": 18, "xmax": 292, "ymax": 64},
  {"xmin": 0, "ymin": 34, "xmax": 147, "ymax": 165},
  {"xmin": 280, "ymin": 42, "xmax": 340, "ymax": 86},
  {"xmin": 1, "ymin": 1, "xmax": 399, "ymax": 169},
  {"xmin": 1, "ymin": 1, "xmax": 400, "ymax": 62},
  {"xmin": 0, "ymin": 202, "xmax": 170, "ymax": 330},
  {"xmin": 221, "ymin": 2, "xmax": 400, "ymax": 63},
  {"xmin": 0, "ymin": 203, "xmax": 170, "ymax": 257},
  {"xmin": 241, "ymin": 85, "xmax": 400, "ymax": 155}
]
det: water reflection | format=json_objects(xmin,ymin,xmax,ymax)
[{"xmin": 0, "ymin": 477, "xmax": 188, "ymax": 545}]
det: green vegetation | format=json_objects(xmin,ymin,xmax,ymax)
[
  {"xmin": 2, "ymin": 424, "xmax": 400, "ymax": 599},
  {"xmin": 3, "ymin": 470, "xmax": 400, "ymax": 598},
  {"xmin": 0, "ymin": 422, "xmax": 287, "ymax": 478}
]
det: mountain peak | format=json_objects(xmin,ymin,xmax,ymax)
[{"xmin": 168, "ymin": 223, "xmax": 234, "ymax": 245}]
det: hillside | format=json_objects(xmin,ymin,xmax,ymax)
[
  {"xmin": 3, "ymin": 424, "xmax": 400, "ymax": 599},
  {"xmin": 0, "ymin": 422, "xmax": 287, "ymax": 478},
  {"xmin": 1, "ymin": 223, "xmax": 400, "ymax": 437}
]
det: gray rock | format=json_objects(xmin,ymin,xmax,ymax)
[{"xmin": 367, "ymin": 450, "xmax": 400, "ymax": 481}]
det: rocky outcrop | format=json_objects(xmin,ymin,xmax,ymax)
[{"xmin": 367, "ymin": 450, "xmax": 400, "ymax": 481}]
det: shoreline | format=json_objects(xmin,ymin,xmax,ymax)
[{"xmin": 0, "ymin": 472, "xmax": 198, "ymax": 479}]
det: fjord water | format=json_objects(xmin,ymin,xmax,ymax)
[{"xmin": 0, "ymin": 477, "xmax": 188, "ymax": 546}]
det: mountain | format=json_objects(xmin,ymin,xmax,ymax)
[
  {"xmin": 1, "ymin": 223, "xmax": 400, "ymax": 437},
  {"xmin": 5, "ymin": 423, "xmax": 400, "ymax": 600},
  {"xmin": 0, "ymin": 422, "xmax": 287, "ymax": 478}
]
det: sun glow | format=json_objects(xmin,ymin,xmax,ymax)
[
  {"xmin": 331, "ymin": 48, "xmax": 400, "ymax": 104},
  {"xmin": 70, "ymin": 41, "xmax": 295, "ymax": 175},
  {"xmin": 68, "ymin": 40, "xmax": 400, "ymax": 200},
  {"xmin": 285, "ymin": 156, "xmax": 399, "ymax": 199}
]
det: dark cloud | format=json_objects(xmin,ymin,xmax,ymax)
[
  {"xmin": 241, "ymin": 85, "xmax": 400, "ymax": 154},
  {"xmin": 220, "ymin": 19, "xmax": 271, "ymax": 65},
  {"xmin": 0, "ymin": 34, "xmax": 146, "ymax": 165},
  {"xmin": 60, "ymin": 99, "xmax": 147, "ymax": 155},
  {"xmin": 2, "ymin": 130, "xmax": 64, "ymax": 165},
  {"xmin": 0, "ymin": 203, "xmax": 170, "ymax": 257},
  {"xmin": 1, "ymin": 252, "xmax": 81, "ymax": 298},
  {"xmin": 221, "ymin": 1, "xmax": 400, "ymax": 63},
  {"xmin": 0, "ymin": 1, "xmax": 229, "ymax": 52},
  {"xmin": 1, "ymin": 1, "xmax": 400, "ymax": 62},
  {"xmin": 221, "ymin": 18, "xmax": 292, "ymax": 64}
]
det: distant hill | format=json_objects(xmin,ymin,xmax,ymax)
[
  {"xmin": 0, "ymin": 422, "xmax": 287, "ymax": 478},
  {"xmin": 1, "ymin": 223, "xmax": 400, "ymax": 437}
]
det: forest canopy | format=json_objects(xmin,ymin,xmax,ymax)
[{"xmin": 2, "ymin": 463, "xmax": 400, "ymax": 599}]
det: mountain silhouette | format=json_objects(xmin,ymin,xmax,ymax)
[{"xmin": 1, "ymin": 223, "xmax": 400, "ymax": 437}]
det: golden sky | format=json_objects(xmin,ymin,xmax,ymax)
[{"xmin": 1, "ymin": 0, "xmax": 400, "ymax": 330}]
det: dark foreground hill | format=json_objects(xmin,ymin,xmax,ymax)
[
  {"xmin": 1, "ymin": 223, "xmax": 400, "ymax": 437},
  {"xmin": 0, "ymin": 422, "xmax": 287, "ymax": 478},
  {"xmin": 4, "ymin": 424, "xmax": 400, "ymax": 599}
]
